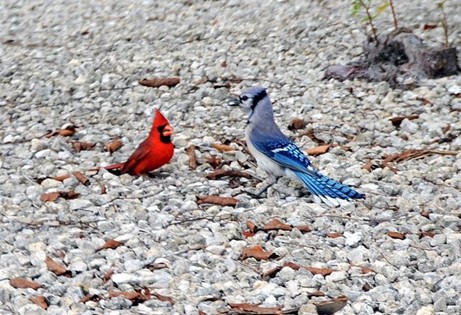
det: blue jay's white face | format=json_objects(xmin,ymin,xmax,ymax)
[
  {"xmin": 238, "ymin": 93, "xmax": 254, "ymax": 111},
  {"xmin": 234, "ymin": 87, "xmax": 268, "ymax": 114}
]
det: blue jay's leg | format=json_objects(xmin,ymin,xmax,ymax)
[{"xmin": 243, "ymin": 174, "xmax": 278, "ymax": 198}]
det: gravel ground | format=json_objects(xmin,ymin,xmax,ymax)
[{"xmin": 1, "ymin": 0, "xmax": 460, "ymax": 314}]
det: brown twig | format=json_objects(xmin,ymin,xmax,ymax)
[{"xmin": 389, "ymin": 0, "xmax": 398, "ymax": 30}]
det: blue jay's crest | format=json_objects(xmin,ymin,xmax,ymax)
[{"xmin": 232, "ymin": 86, "xmax": 365, "ymax": 207}]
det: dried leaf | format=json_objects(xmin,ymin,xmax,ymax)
[
  {"xmin": 387, "ymin": 231, "xmax": 406, "ymax": 240},
  {"xmin": 288, "ymin": 118, "xmax": 306, "ymax": 131},
  {"xmin": 29, "ymin": 296, "xmax": 48, "ymax": 309},
  {"xmin": 205, "ymin": 155, "xmax": 222, "ymax": 169},
  {"xmin": 186, "ymin": 145, "xmax": 198, "ymax": 170},
  {"xmin": 243, "ymin": 220, "xmax": 257, "ymax": 238},
  {"xmin": 72, "ymin": 141, "xmax": 96, "ymax": 152},
  {"xmin": 362, "ymin": 282, "xmax": 373, "ymax": 291},
  {"xmin": 45, "ymin": 125, "xmax": 77, "ymax": 138},
  {"xmin": 315, "ymin": 296, "xmax": 348, "ymax": 315},
  {"xmin": 389, "ymin": 115, "xmax": 419, "ymax": 127},
  {"xmin": 99, "ymin": 182, "xmax": 107, "ymax": 194},
  {"xmin": 212, "ymin": 143, "xmax": 233, "ymax": 152},
  {"xmin": 206, "ymin": 169, "xmax": 251, "ymax": 180},
  {"xmin": 40, "ymin": 192, "xmax": 60, "ymax": 202},
  {"xmin": 81, "ymin": 294, "xmax": 103, "ymax": 303},
  {"xmin": 45, "ymin": 256, "xmax": 71, "ymax": 277},
  {"xmin": 261, "ymin": 218, "xmax": 292, "ymax": 231},
  {"xmin": 96, "ymin": 239, "xmax": 125, "ymax": 252},
  {"xmin": 381, "ymin": 149, "xmax": 459, "ymax": 171},
  {"xmin": 9, "ymin": 278, "xmax": 42, "ymax": 290},
  {"xmin": 361, "ymin": 266, "xmax": 375, "ymax": 274},
  {"xmin": 283, "ymin": 261, "xmax": 301, "ymax": 270},
  {"xmin": 246, "ymin": 220, "xmax": 257, "ymax": 233},
  {"xmin": 308, "ymin": 291, "xmax": 326, "ymax": 297},
  {"xmin": 197, "ymin": 195, "xmax": 238, "ymax": 206},
  {"xmin": 242, "ymin": 230, "xmax": 256, "ymax": 238},
  {"xmin": 73, "ymin": 171, "xmax": 89, "ymax": 186},
  {"xmin": 420, "ymin": 209, "xmax": 430, "ymax": 218},
  {"xmin": 52, "ymin": 174, "xmax": 71, "ymax": 181},
  {"xmin": 306, "ymin": 144, "xmax": 331, "ymax": 156},
  {"xmin": 423, "ymin": 24, "xmax": 438, "ymax": 31},
  {"xmin": 419, "ymin": 231, "xmax": 435, "ymax": 239},
  {"xmin": 102, "ymin": 269, "xmax": 114, "ymax": 283},
  {"xmin": 295, "ymin": 224, "xmax": 311, "ymax": 233},
  {"xmin": 300, "ymin": 129, "xmax": 325, "ymax": 145},
  {"xmin": 327, "ymin": 232, "xmax": 343, "ymax": 238},
  {"xmin": 305, "ymin": 266, "xmax": 334, "ymax": 277},
  {"xmin": 262, "ymin": 266, "xmax": 283, "ymax": 278},
  {"xmin": 147, "ymin": 262, "xmax": 169, "ymax": 271},
  {"xmin": 139, "ymin": 77, "xmax": 180, "ymax": 88},
  {"xmin": 362, "ymin": 159, "xmax": 374, "ymax": 172},
  {"xmin": 59, "ymin": 190, "xmax": 80, "ymax": 200},
  {"xmin": 241, "ymin": 244, "xmax": 278, "ymax": 261},
  {"xmin": 105, "ymin": 139, "xmax": 123, "ymax": 154},
  {"xmin": 229, "ymin": 303, "xmax": 283, "ymax": 314},
  {"xmin": 109, "ymin": 290, "xmax": 140, "ymax": 301},
  {"xmin": 152, "ymin": 291, "xmax": 175, "ymax": 304}
]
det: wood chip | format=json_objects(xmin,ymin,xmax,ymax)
[
  {"xmin": 305, "ymin": 266, "xmax": 334, "ymax": 277},
  {"xmin": 419, "ymin": 231, "xmax": 435, "ymax": 239},
  {"xmin": 52, "ymin": 174, "xmax": 71, "ymax": 181},
  {"xmin": 306, "ymin": 144, "xmax": 331, "ymax": 156},
  {"xmin": 229, "ymin": 303, "xmax": 283, "ymax": 314},
  {"xmin": 261, "ymin": 218, "xmax": 292, "ymax": 231},
  {"xmin": 73, "ymin": 171, "xmax": 89, "ymax": 186},
  {"xmin": 288, "ymin": 118, "xmax": 306, "ymax": 131},
  {"xmin": 96, "ymin": 239, "xmax": 125, "ymax": 252},
  {"xmin": 45, "ymin": 256, "xmax": 71, "ymax": 277},
  {"xmin": 45, "ymin": 125, "xmax": 77, "ymax": 138},
  {"xmin": 197, "ymin": 195, "xmax": 238, "ymax": 206},
  {"xmin": 105, "ymin": 139, "xmax": 123, "ymax": 154},
  {"xmin": 10, "ymin": 278, "xmax": 42, "ymax": 290},
  {"xmin": 186, "ymin": 145, "xmax": 198, "ymax": 170},
  {"xmin": 139, "ymin": 77, "xmax": 180, "ymax": 88},
  {"xmin": 361, "ymin": 266, "xmax": 376, "ymax": 274},
  {"xmin": 387, "ymin": 231, "xmax": 406, "ymax": 240},
  {"xmin": 40, "ymin": 191, "xmax": 60, "ymax": 202},
  {"xmin": 327, "ymin": 232, "xmax": 343, "ymax": 238},
  {"xmin": 152, "ymin": 291, "xmax": 175, "ymax": 304},
  {"xmin": 29, "ymin": 296, "xmax": 48, "ymax": 309},
  {"xmin": 212, "ymin": 143, "xmax": 233, "ymax": 152},
  {"xmin": 241, "ymin": 244, "xmax": 278, "ymax": 261},
  {"xmin": 72, "ymin": 141, "xmax": 96, "ymax": 152},
  {"xmin": 315, "ymin": 296, "xmax": 348, "ymax": 315},
  {"xmin": 205, "ymin": 155, "xmax": 222, "ymax": 169},
  {"xmin": 389, "ymin": 115, "xmax": 419, "ymax": 127}
]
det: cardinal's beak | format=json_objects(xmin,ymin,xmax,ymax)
[{"xmin": 163, "ymin": 125, "xmax": 174, "ymax": 137}]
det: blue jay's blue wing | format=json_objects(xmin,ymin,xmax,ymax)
[
  {"xmin": 252, "ymin": 136, "xmax": 318, "ymax": 175},
  {"xmin": 250, "ymin": 130, "xmax": 365, "ymax": 207}
]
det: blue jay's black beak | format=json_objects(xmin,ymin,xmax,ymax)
[{"xmin": 227, "ymin": 97, "xmax": 240, "ymax": 107}]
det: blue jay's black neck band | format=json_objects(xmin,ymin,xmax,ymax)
[{"xmin": 251, "ymin": 89, "xmax": 267, "ymax": 110}]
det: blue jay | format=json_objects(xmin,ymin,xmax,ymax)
[{"xmin": 230, "ymin": 86, "xmax": 365, "ymax": 207}]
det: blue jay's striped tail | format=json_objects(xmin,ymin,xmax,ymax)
[{"xmin": 292, "ymin": 170, "xmax": 365, "ymax": 207}]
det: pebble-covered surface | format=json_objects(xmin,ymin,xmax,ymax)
[{"xmin": 1, "ymin": 0, "xmax": 460, "ymax": 314}]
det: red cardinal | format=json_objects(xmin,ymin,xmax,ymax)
[{"xmin": 100, "ymin": 109, "xmax": 174, "ymax": 176}]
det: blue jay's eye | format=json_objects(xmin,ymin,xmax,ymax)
[{"xmin": 240, "ymin": 95, "xmax": 249, "ymax": 101}]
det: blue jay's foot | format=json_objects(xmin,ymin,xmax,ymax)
[{"xmin": 242, "ymin": 181, "xmax": 276, "ymax": 199}]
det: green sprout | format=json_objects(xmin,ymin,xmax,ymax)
[{"xmin": 437, "ymin": 1, "xmax": 449, "ymax": 47}]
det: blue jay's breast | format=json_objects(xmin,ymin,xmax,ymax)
[{"xmin": 245, "ymin": 128, "xmax": 286, "ymax": 177}]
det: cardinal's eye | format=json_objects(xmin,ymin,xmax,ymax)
[{"xmin": 240, "ymin": 95, "xmax": 249, "ymax": 101}]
